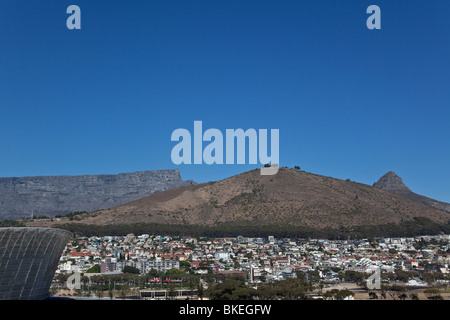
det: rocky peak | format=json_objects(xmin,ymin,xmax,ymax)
[{"xmin": 373, "ymin": 171, "xmax": 412, "ymax": 193}]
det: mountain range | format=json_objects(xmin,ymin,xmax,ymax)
[{"xmin": 31, "ymin": 167, "xmax": 450, "ymax": 238}]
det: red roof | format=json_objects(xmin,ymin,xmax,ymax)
[{"xmin": 68, "ymin": 251, "xmax": 91, "ymax": 257}]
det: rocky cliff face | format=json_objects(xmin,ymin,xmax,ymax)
[
  {"xmin": 374, "ymin": 171, "xmax": 450, "ymax": 214},
  {"xmin": 0, "ymin": 170, "xmax": 194, "ymax": 220}
]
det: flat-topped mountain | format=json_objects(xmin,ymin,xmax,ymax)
[
  {"xmin": 0, "ymin": 169, "xmax": 194, "ymax": 220},
  {"xmin": 374, "ymin": 171, "xmax": 450, "ymax": 214},
  {"xmin": 44, "ymin": 168, "xmax": 450, "ymax": 238}
]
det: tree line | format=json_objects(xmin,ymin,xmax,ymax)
[{"xmin": 56, "ymin": 217, "xmax": 450, "ymax": 239}]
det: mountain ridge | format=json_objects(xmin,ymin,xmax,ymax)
[{"xmin": 37, "ymin": 168, "xmax": 449, "ymax": 237}]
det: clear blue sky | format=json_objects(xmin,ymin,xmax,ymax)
[{"xmin": 1, "ymin": 1, "xmax": 449, "ymax": 202}]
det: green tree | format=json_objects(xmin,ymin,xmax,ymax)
[
  {"xmin": 409, "ymin": 293, "xmax": 419, "ymax": 300},
  {"xmin": 394, "ymin": 270, "xmax": 410, "ymax": 283},
  {"xmin": 424, "ymin": 288, "xmax": 443, "ymax": 300},
  {"xmin": 206, "ymin": 279, "xmax": 256, "ymax": 300},
  {"xmin": 168, "ymin": 283, "xmax": 177, "ymax": 300},
  {"xmin": 383, "ymin": 285, "xmax": 406, "ymax": 300},
  {"xmin": 86, "ymin": 264, "xmax": 101, "ymax": 273},
  {"xmin": 119, "ymin": 284, "xmax": 129, "ymax": 298},
  {"xmin": 179, "ymin": 260, "xmax": 191, "ymax": 271},
  {"xmin": 422, "ymin": 272, "xmax": 435, "ymax": 284},
  {"xmin": 122, "ymin": 266, "xmax": 140, "ymax": 274},
  {"xmin": 342, "ymin": 270, "xmax": 365, "ymax": 283},
  {"xmin": 335, "ymin": 289, "xmax": 354, "ymax": 300},
  {"xmin": 323, "ymin": 289, "xmax": 339, "ymax": 300},
  {"xmin": 197, "ymin": 282, "xmax": 204, "ymax": 300},
  {"xmin": 323, "ymin": 289, "xmax": 354, "ymax": 300},
  {"xmin": 166, "ymin": 268, "xmax": 186, "ymax": 278},
  {"xmin": 146, "ymin": 268, "xmax": 159, "ymax": 277}
]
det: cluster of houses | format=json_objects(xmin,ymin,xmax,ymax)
[{"xmin": 56, "ymin": 233, "xmax": 450, "ymax": 284}]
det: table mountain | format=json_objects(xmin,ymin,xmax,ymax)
[
  {"xmin": 0, "ymin": 169, "xmax": 194, "ymax": 220},
  {"xmin": 374, "ymin": 171, "xmax": 450, "ymax": 214}
]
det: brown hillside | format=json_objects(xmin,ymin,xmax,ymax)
[{"xmin": 45, "ymin": 168, "xmax": 449, "ymax": 229}]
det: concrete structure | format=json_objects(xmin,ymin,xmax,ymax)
[
  {"xmin": 0, "ymin": 227, "xmax": 71, "ymax": 300},
  {"xmin": 140, "ymin": 289, "xmax": 197, "ymax": 300}
]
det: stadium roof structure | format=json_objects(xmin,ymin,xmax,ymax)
[{"xmin": 0, "ymin": 227, "xmax": 72, "ymax": 300}]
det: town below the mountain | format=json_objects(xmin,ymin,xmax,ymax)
[{"xmin": 52, "ymin": 233, "xmax": 450, "ymax": 300}]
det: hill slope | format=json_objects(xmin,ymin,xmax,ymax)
[{"xmin": 44, "ymin": 168, "xmax": 449, "ymax": 237}]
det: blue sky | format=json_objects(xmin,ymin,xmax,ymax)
[{"xmin": 1, "ymin": 1, "xmax": 449, "ymax": 202}]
